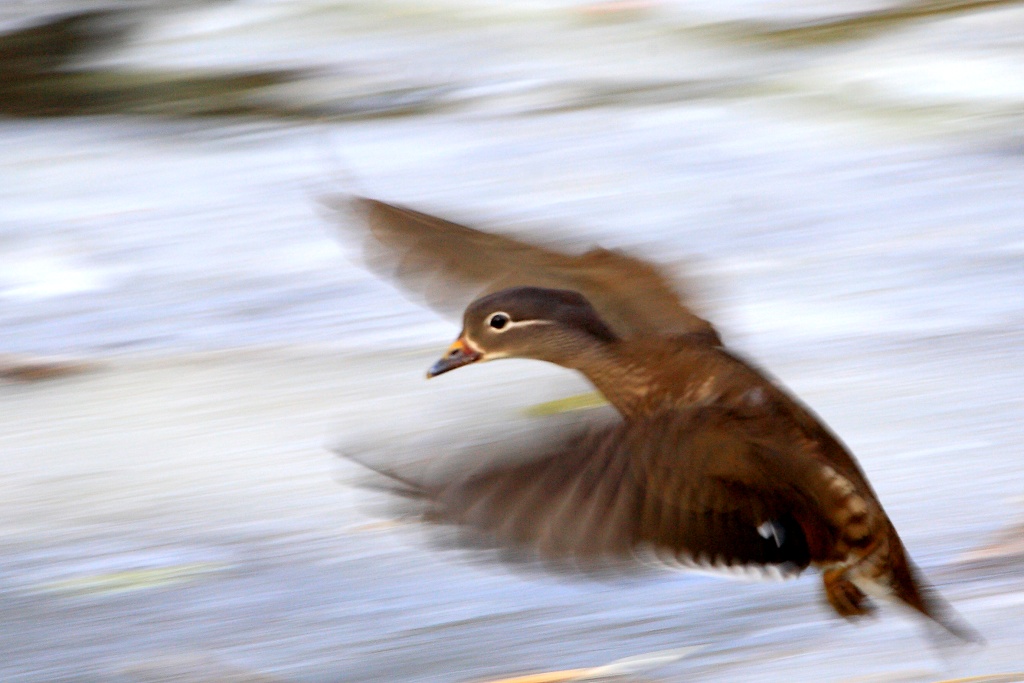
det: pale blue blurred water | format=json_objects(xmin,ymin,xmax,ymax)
[
  {"xmin": 1, "ymin": 1, "xmax": 1023, "ymax": 357},
  {"xmin": 3, "ymin": 110, "xmax": 1022, "ymax": 356},
  {"xmin": 1, "ymin": 2, "xmax": 1023, "ymax": 682}
]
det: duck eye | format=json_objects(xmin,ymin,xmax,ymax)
[{"xmin": 488, "ymin": 313, "xmax": 510, "ymax": 330}]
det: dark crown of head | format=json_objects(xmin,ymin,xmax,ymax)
[{"xmin": 468, "ymin": 286, "xmax": 618, "ymax": 344}]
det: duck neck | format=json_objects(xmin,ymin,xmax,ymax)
[{"xmin": 559, "ymin": 341, "xmax": 656, "ymax": 420}]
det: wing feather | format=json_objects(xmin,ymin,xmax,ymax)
[
  {"xmin": 330, "ymin": 196, "xmax": 720, "ymax": 343},
  {"xmin": 353, "ymin": 407, "xmax": 844, "ymax": 576}
]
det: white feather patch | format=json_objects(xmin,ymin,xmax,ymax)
[
  {"xmin": 635, "ymin": 544, "xmax": 800, "ymax": 582},
  {"xmin": 757, "ymin": 520, "xmax": 786, "ymax": 548}
]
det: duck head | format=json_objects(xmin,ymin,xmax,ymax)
[{"xmin": 427, "ymin": 286, "xmax": 619, "ymax": 378}]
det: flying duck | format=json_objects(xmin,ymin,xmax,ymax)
[{"xmin": 335, "ymin": 196, "xmax": 980, "ymax": 644}]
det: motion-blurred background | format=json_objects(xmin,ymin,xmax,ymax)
[{"xmin": 1, "ymin": 1, "xmax": 1022, "ymax": 681}]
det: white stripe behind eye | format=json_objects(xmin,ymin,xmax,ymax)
[
  {"xmin": 479, "ymin": 320, "xmax": 553, "ymax": 358},
  {"xmin": 504, "ymin": 319, "xmax": 554, "ymax": 330},
  {"xmin": 464, "ymin": 318, "xmax": 555, "ymax": 360}
]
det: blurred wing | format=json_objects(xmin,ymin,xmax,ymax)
[
  {"xmin": 331, "ymin": 196, "xmax": 720, "ymax": 343},
  {"xmin": 625, "ymin": 409, "xmax": 824, "ymax": 576},
  {"xmin": 357, "ymin": 407, "xmax": 836, "ymax": 577}
]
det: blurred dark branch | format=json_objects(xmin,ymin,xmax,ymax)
[
  {"xmin": 0, "ymin": 7, "xmax": 312, "ymax": 118},
  {"xmin": 0, "ymin": 355, "xmax": 99, "ymax": 382},
  {"xmin": 0, "ymin": 68, "xmax": 315, "ymax": 118},
  {"xmin": 0, "ymin": 9, "xmax": 136, "ymax": 81},
  {"xmin": 732, "ymin": 0, "xmax": 1024, "ymax": 46}
]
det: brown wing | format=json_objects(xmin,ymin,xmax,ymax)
[
  {"xmin": 359, "ymin": 406, "xmax": 866, "ymax": 577},
  {"xmin": 330, "ymin": 196, "xmax": 720, "ymax": 343}
]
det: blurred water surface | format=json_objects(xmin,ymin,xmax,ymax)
[{"xmin": 1, "ymin": 1, "xmax": 1023, "ymax": 682}]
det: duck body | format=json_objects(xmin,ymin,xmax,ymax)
[
  {"xmin": 337, "ymin": 198, "xmax": 979, "ymax": 644},
  {"xmin": 551, "ymin": 335, "xmax": 918, "ymax": 612}
]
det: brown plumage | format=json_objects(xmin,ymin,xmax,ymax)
[{"xmin": 334, "ymin": 196, "xmax": 980, "ymax": 644}]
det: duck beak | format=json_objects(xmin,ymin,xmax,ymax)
[{"xmin": 427, "ymin": 338, "xmax": 482, "ymax": 378}]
